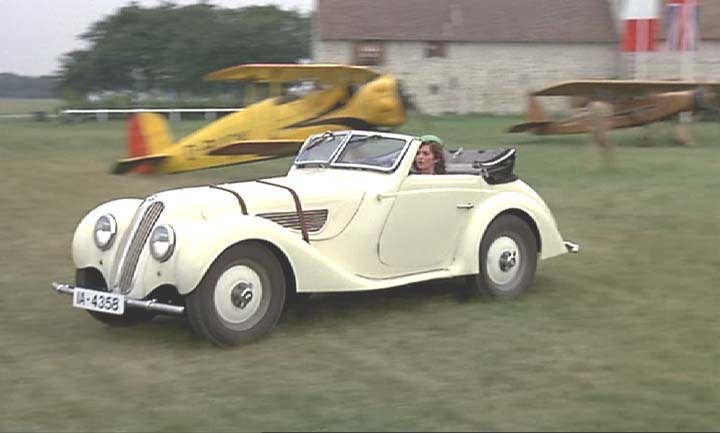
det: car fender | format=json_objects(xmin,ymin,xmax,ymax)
[
  {"xmin": 454, "ymin": 191, "xmax": 567, "ymax": 275},
  {"xmin": 171, "ymin": 214, "xmax": 370, "ymax": 295},
  {"xmin": 72, "ymin": 198, "xmax": 143, "ymax": 280}
]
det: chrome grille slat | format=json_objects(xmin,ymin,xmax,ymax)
[
  {"xmin": 117, "ymin": 201, "xmax": 164, "ymax": 294},
  {"xmin": 258, "ymin": 209, "xmax": 328, "ymax": 233}
]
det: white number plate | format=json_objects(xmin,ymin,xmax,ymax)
[{"xmin": 72, "ymin": 288, "xmax": 125, "ymax": 315}]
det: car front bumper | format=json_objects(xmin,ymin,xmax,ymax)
[{"xmin": 51, "ymin": 282, "xmax": 185, "ymax": 315}]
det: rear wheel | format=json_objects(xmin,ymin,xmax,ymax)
[
  {"xmin": 465, "ymin": 214, "xmax": 538, "ymax": 299},
  {"xmin": 186, "ymin": 242, "xmax": 286, "ymax": 347}
]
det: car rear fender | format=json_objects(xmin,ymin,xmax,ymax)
[{"xmin": 454, "ymin": 191, "xmax": 567, "ymax": 275}]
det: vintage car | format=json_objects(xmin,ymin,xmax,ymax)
[{"xmin": 52, "ymin": 130, "xmax": 579, "ymax": 346}]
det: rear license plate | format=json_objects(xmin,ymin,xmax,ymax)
[{"xmin": 72, "ymin": 288, "xmax": 125, "ymax": 315}]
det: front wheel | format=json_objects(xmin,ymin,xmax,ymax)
[
  {"xmin": 466, "ymin": 214, "xmax": 538, "ymax": 300},
  {"xmin": 186, "ymin": 242, "xmax": 286, "ymax": 347}
]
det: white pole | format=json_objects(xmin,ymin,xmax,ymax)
[
  {"xmin": 679, "ymin": 1, "xmax": 694, "ymax": 124},
  {"xmin": 681, "ymin": 50, "xmax": 694, "ymax": 81},
  {"xmin": 639, "ymin": 19, "xmax": 647, "ymax": 79}
]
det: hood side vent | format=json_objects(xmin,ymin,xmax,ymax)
[{"xmin": 257, "ymin": 209, "xmax": 328, "ymax": 233}]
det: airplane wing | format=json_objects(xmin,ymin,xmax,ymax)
[
  {"xmin": 112, "ymin": 154, "xmax": 170, "ymax": 175},
  {"xmin": 507, "ymin": 121, "xmax": 554, "ymax": 133},
  {"xmin": 204, "ymin": 64, "xmax": 380, "ymax": 86},
  {"xmin": 209, "ymin": 139, "xmax": 304, "ymax": 157},
  {"xmin": 533, "ymin": 80, "xmax": 720, "ymax": 97}
]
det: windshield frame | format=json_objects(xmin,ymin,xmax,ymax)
[
  {"xmin": 293, "ymin": 130, "xmax": 413, "ymax": 173},
  {"xmin": 293, "ymin": 131, "xmax": 350, "ymax": 167}
]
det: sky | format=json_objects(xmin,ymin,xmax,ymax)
[{"xmin": 0, "ymin": 0, "xmax": 314, "ymax": 77}]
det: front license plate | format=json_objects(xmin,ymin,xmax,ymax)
[{"xmin": 72, "ymin": 288, "xmax": 125, "ymax": 315}]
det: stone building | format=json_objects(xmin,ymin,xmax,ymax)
[{"xmin": 312, "ymin": 0, "xmax": 719, "ymax": 115}]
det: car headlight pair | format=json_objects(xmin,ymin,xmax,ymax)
[{"xmin": 93, "ymin": 214, "xmax": 175, "ymax": 262}]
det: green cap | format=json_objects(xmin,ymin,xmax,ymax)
[{"xmin": 420, "ymin": 134, "xmax": 443, "ymax": 146}]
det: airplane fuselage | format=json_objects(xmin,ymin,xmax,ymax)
[
  {"xmin": 159, "ymin": 75, "xmax": 406, "ymax": 173},
  {"xmin": 512, "ymin": 90, "xmax": 700, "ymax": 136}
]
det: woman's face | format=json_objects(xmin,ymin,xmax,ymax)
[{"xmin": 415, "ymin": 143, "xmax": 437, "ymax": 174}]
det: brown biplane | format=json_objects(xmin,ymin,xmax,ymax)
[{"xmin": 508, "ymin": 80, "xmax": 720, "ymax": 136}]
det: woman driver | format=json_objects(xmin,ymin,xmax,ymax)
[{"xmin": 414, "ymin": 134, "xmax": 446, "ymax": 174}]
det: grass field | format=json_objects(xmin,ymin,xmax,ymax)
[{"xmin": 1, "ymin": 115, "xmax": 719, "ymax": 431}]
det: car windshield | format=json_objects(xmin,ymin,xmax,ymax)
[
  {"xmin": 294, "ymin": 131, "xmax": 410, "ymax": 172},
  {"xmin": 334, "ymin": 134, "xmax": 407, "ymax": 171},
  {"xmin": 295, "ymin": 132, "xmax": 348, "ymax": 165}
]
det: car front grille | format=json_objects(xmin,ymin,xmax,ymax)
[
  {"xmin": 115, "ymin": 200, "xmax": 164, "ymax": 294},
  {"xmin": 257, "ymin": 209, "xmax": 328, "ymax": 233}
]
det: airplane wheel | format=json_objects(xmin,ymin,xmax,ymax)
[
  {"xmin": 465, "ymin": 215, "xmax": 538, "ymax": 300},
  {"xmin": 186, "ymin": 242, "xmax": 286, "ymax": 347}
]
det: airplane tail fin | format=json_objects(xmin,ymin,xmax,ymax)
[
  {"xmin": 112, "ymin": 113, "xmax": 173, "ymax": 174},
  {"xmin": 507, "ymin": 94, "xmax": 552, "ymax": 133},
  {"xmin": 525, "ymin": 94, "xmax": 546, "ymax": 123}
]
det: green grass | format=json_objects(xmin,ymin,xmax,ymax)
[
  {"xmin": 1, "ymin": 115, "xmax": 719, "ymax": 431},
  {"xmin": 0, "ymin": 98, "xmax": 62, "ymax": 114}
]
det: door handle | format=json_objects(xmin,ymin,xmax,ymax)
[{"xmin": 457, "ymin": 203, "xmax": 474, "ymax": 209}]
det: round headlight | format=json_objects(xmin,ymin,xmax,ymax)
[
  {"xmin": 93, "ymin": 214, "xmax": 117, "ymax": 251},
  {"xmin": 149, "ymin": 224, "xmax": 175, "ymax": 262}
]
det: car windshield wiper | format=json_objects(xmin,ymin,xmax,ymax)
[
  {"xmin": 342, "ymin": 134, "xmax": 384, "ymax": 153},
  {"xmin": 347, "ymin": 134, "xmax": 382, "ymax": 145},
  {"xmin": 303, "ymin": 131, "xmax": 337, "ymax": 152}
]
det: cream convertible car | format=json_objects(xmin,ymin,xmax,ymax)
[{"xmin": 52, "ymin": 130, "xmax": 578, "ymax": 346}]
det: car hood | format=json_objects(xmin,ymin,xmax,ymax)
[{"xmin": 152, "ymin": 170, "xmax": 374, "ymax": 240}]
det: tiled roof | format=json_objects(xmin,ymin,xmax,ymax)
[{"xmin": 317, "ymin": 0, "xmax": 618, "ymax": 43}]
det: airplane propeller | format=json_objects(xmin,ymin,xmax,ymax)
[
  {"xmin": 396, "ymin": 80, "xmax": 417, "ymax": 114},
  {"xmin": 395, "ymin": 79, "xmax": 436, "ymax": 133}
]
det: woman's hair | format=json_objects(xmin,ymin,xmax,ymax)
[{"xmin": 422, "ymin": 142, "xmax": 446, "ymax": 174}]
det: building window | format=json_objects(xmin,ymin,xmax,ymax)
[
  {"xmin": 424, "ymin": 42, "xmax": 446, "ymax": 58},
  {"xmin": 354, "ymin": 41, "xmax": 384, "ymax": 66}
]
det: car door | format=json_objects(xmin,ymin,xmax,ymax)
[{"xmin": 378, "ymin": 174, "xmax": 486, "ymax": 271}]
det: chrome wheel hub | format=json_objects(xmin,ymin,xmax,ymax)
[
  {"xmin": 499, "ymin": 250, "xmax": 517, "ymax": 272},
  {"xmin": 214, "ymin": 265, "xmax": 263, "ymax": 324},
  {"xmin": 230, "ymin": 283, "xmax": 254, "ymax": 309},
  {"xmin": 486, "ymin": 236, "xmax": 521, "ymax": 287}
]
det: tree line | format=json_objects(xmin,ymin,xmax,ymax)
[
  {"xmin": 0, "ymin": 73, "xmax": 54, "ymax": 98},
  {"xmin": 55, "ymin": 2, "xmax": 311, "ymax": 101}
]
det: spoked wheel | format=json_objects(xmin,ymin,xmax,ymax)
[
  {"xmin": 186, "ymin": 242, "xmax": 286, "ymax": 347},
  {"xmin": 466, "ymin": 214, "xmax": 538, "ymax": 300}
]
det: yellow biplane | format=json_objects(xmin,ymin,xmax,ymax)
[
  {"xmin": 508, "ymin": 80, "xmax": 720, "ymax": 135},
  {"xmin": 112, "ymin": 64, "xmax": 409, "ymax": 174}
]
